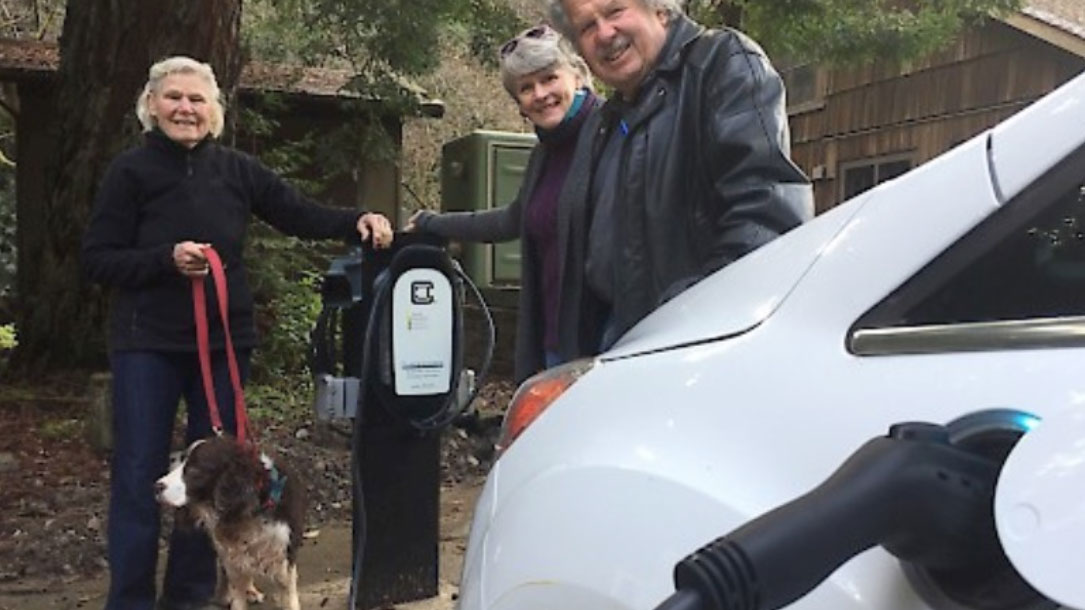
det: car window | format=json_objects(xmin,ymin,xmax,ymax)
[
  {"xmin": 904, "ymin": 179, "xmax": 1085, "ymax": 325},
  {"xmin": 850, "ymin": 145, "xmax": 1085, "ymax": 355}
]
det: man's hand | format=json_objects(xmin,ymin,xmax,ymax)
[
  {"xmin": 173, "ymin": 241, "xmax": 211, "ymax": 278},
  {"xmin": 358, "ymin": 212, "xmax": 393, "ymax": 249}
]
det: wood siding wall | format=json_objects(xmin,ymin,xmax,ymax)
[{"xmin": 788, "ymin": 21, "xmax": 1085, "ymax": 213}]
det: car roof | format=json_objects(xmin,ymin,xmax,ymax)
[{"xmin": 989, "ymin": 69, "xmax": 1085, "ymax": 203}]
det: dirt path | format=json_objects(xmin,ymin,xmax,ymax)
[
  {"xmin": 0, "ymin": 377, "xmax": 512, "ymax": 610},
  {"xmin": 0, "ymin": 481, "xmax": 485, "ymax": 610}
]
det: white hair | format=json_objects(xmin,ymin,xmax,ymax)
[
  {"xmin": 499, "ymin": 27, "xmax": 593, "ymax": 96},
  {"xmin": 547, "ymin": 0, "xmax": 683, "ymax": 42},
  {"xmin": 135, "ymin": 56, "xmax": 225, "ymax": 138}
]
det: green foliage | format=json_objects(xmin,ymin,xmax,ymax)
[
  {"xmin": 244, "ymin": 231, "xmax": 326, "ymax": 390},
  {"xmin": 458, "ymin": 0, "xmax": 527, "ymax": 67},
  {"xmin": 231, "ymin": 101, "xmax": 342, "ymax": 409},
  {"xmin": 0, "ymin": 323, "xmax": 15, "ymax": 350},
  {"xmin": 0, "ymin": 318, "xmax": 14, "ymax": 375},
  {"xmin": 236, "ymin": 100, "xmax": 326, "ymax": 193},
  {"xmin": 39, "ymin": 416, "xmax": 82, "ymax": 440},
  {"xmin": 687, "ymin": 0, "xmax": 1023, "ymax": 63},
  {"xmin": 243, "ymin": 0, "xmax": 523, "ymax": 88},
  {"xmin": 244, "ymin": 381, "xmax": 314, "ymax": 424},
  {"xmin": 245, "ymin": 0, "xmax": 448, "ymax": 75},
  {"xmin": 0, "ymin": 0, "xmax": 65, "ymax": 40}
]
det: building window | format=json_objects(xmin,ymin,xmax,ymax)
[
  {"xmin": 840, "ymin": 155, "xmax": 913, "ymax": 201},
  {"xmin": 781, "ymin": 64, "xmax": 823, "ymax": 114}
]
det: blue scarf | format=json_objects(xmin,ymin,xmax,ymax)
[
  {"xmin": 537, "ymin": 88, "xmax": 598, "ymax": 146},
  {"xmin": 561, "ymin": 88, "xmax": 589, "ymax": 126}
]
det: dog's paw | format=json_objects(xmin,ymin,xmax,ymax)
[
  {"xmin": 245, "ymin": 583, "xmax": 264, "ymax": 605},
  {"xmin": 211, "ymin": 589, "xmax": 232, "ymax": 607},
  {"xmin": 213, "ymin": 581, "xmax": 262, "ymax": 608}
]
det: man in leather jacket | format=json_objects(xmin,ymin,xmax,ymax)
[{"xmin": 549, "ymin": 0, "xmax": 814, "ymax": 353}]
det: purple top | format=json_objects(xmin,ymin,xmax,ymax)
[{"xmin": 525, "ymin": 90, "xmax": 595, "ymax": 351}]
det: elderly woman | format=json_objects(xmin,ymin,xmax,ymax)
[
  {"xmin": 82, "ymin": 56, "xmax": 393, "ymax": 610},
  {"xmin": 408, "ymin": 24, "xmax": 601, "ymax": 382}
]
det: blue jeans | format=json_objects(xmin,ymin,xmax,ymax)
[{"xmin": 105, "ymin": 349, "xmax": 250, "ymax": 610}]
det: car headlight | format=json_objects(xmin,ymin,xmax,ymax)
[{"xmin": 495, "ymin": 358, "xmax": 595, "ymax": 455}]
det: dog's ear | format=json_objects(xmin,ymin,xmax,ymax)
[{"xmin": 213, "ymin": 462, "xmax": 260, "ymax": 521}]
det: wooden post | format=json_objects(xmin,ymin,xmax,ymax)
[{"xmin": 87, "ymin": 371, "xmax": 113, "ymax": 452}]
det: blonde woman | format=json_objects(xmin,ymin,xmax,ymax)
[
  {"xmin": 409, "ymin": 25, "xmax": 601, "ymax": 381},
  {"xmin": 82, "ymin": 56, "xmax": 392, "ymax": 610}
]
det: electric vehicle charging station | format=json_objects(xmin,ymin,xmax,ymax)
[{"xmin": 312, "ymin": 232, "xmax": 492, "ymax": 609}]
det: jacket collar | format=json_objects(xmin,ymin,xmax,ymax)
[
  {"xmin": 653, "ymin": 15, "xmax": 705, "ymax": 76},
  {"xmin": 146, "ymin": 127, "xmax": 213, "ymax": 155},
  {"xmin": 262, "ymin": 457, "xmax": 287, "ymax": 511}
]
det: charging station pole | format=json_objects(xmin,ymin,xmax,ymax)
[{"xmin": 339, "ymin": 234, "xmax": 447, "ymax": 609}]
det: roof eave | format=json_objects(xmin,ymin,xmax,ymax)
[{"xmin": 1002, "ymin": 11, "xmax": 1085, "ymax": 58}]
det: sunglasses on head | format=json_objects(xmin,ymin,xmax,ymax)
[{"xmin": 500, "ymin": 25, "xmax": 552, "ymax": 58}]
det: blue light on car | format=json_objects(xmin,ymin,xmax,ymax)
[
  {"xmin": 945, "ymin": 408, "xmax": 1041, "ymax": 444},
  {"xmin": 1011, "ymin": 411, "xmax": 1041, "ymax": 432}
]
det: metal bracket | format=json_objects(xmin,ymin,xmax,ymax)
[{"xmin": 313, "ymin": 374, "xmax": 360, "ymax": 420}]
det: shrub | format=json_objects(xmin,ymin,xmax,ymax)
[
  {"xmin": 0, "ymin": 323, "xmax": 15, "ymax": 350},
  {"xmin": 0, "ymin": 322, "xmax": 16, "ymax": 371},
  {"xmin": 244, "ymin": 228, "xmax": 330, "ymax": 410}
]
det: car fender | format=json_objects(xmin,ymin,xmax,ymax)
[{"xmin": 462, "ymin": 462, "xmax": 928, "ymax": 610}]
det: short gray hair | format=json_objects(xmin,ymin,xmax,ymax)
[
  {"xmin": 135, "ymin": 56, "xmax": 225, "ymax": 138},
  {"xmin": 547, "ymin": 0, "xmax": 683, "ymax": 42},
  {"xmin": 499, "ymin": 25, "xmax": 593, "ymax": 97}
]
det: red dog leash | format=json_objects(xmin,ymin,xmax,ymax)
[{"xmin": 191, "ymin": 246, "xmax": 252, "ymax": 444}]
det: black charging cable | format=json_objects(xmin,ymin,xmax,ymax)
[
  {"xmin": 652, "ymin": 422, "xmax": 1004, "ymax": 610},
  {"xmin": 412, "ymin": 259, "xmax": 495, "ymax": 431}
]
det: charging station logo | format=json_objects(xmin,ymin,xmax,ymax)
[{"xmin": 411, "ymin": 280, "xmax": 435, "ymax": 305}]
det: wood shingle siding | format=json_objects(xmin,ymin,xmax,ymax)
[{"xmin": 787, "ymin": 10, "xmax": 1085, "ymax": 213}]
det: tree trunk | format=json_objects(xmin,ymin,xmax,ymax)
[{"xmin": 11, "ymin": 0, "xmax": 243, "ymax": 375}]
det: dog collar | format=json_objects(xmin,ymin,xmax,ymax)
[{"xmin": 262, "ymin": 458, "xmax": 287, "ymax": 511}]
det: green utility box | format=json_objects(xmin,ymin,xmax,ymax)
[{"xmin": 440, "ymin": 130, "xmax": 537, "ymax": 288}]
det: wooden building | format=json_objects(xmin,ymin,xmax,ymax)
[{"xmin": 784, "ymin": 0, "xmax": 1085, "ymax": 213}]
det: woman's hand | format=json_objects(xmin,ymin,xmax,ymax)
[
  {"xmin": 173, "ymin": 241, "xmax": 211, "ymax": 278},
  {"xmin": 357, "ymin": 213, "xmax": 393, "ymax": 249},
  {"xmin": 403, "ymin": 210, "xmax": 425, "ymax": 232}
]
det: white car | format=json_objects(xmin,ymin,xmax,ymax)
[{"xmin": 457, "ymin": 68, "xmax": 1085, "ymax": 610}]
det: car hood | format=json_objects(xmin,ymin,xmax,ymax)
[{"xmin": 604, "ymin": 198, "xmax": 866, "ymax": 359}]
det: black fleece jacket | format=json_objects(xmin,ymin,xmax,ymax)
[{"xmin": 82, "ymin": 130, "xmax": 363, "ymax": 353}]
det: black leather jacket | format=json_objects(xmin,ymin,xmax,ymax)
[{"xmin": 560, "ymin": 16, "xmax": 814, "ymax": 350}]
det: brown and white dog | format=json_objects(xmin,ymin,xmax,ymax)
[{"xmin": 156, "ymin": 435, "xmax": 306, "ymax": 610}]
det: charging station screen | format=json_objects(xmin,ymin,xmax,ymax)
[{"xmin": 391, "ymin": 268, "xmax": 454, "ymax": 395}]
